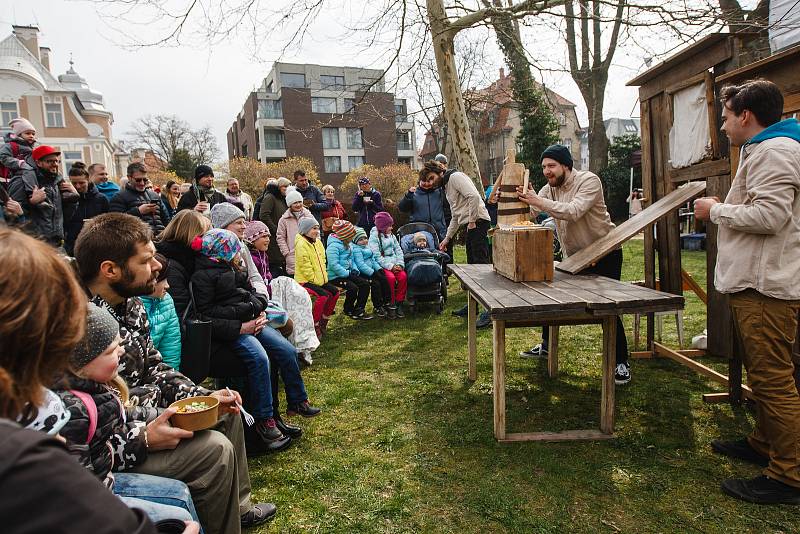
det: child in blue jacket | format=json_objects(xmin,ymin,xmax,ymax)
[
  {"xmin": 352, "ymin": 227, "xmax": 392, "ymax": 318},
  {"xmin": 326, "ymin": 220, "xmax": 372, "ymax": 320},
  {"xmin": 141, "ymin": 253, "xmax": 182, "ymax": 370},
  {"xmin": 368, "ymin": 212, "xmax": 407, "ymax": 317}
]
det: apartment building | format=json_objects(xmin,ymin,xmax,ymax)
[{"xmin": 227, "ymin": 62, "xmax": 417, "ymax": 187}]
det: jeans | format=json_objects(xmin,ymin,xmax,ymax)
[
  {"xmin": 114, "ymin": 472, "xmax": 200, "ymax": 528},
  {"xmin": 383, "ymin": 268, "xmax": 407, "ymax": 304},
  {"xmin": 331, "ymin": 274, "xmax": 370, "ymax": 313},
  {"xmin": 255, "ymin": 326, "xmax": 308, "ymax": 413},
  {"xmin": 465, "ymin": 218, "xmax": 491, "ymax": 265},
  {"xmin": 540, "ymin": 248, "xmax": 629, "ymax": 365},
  {"xmin": 231, "ymin": 334, "xmax": 274, "ymax": 420}
]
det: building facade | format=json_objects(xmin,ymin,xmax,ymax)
[
  {"xmin": 227, "ymin": 62, "xmax": 417, "ymax": 187},
  {"xmin": 419, "ymin": 68, "xmax": 582, "ymax": 184},
  {"xmin": 578, "ymin": 118, "xmax": 641, "ymax": 171},
  {"xmin": 0, "ymin": 25, "xmax": 127, "ymax": 178}
]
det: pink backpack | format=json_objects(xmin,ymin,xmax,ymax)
[{"xmin": 69, "ymin": 389, "xmax": 98, "ymax": 444}]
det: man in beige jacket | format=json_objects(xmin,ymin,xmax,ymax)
[
  {"xmin": 516, "ymin": 144, "xmax": 632, "ymax": 385},
  {"xmin": 695, "ymin": 79, "xmax": 800, "ymax": 505}
]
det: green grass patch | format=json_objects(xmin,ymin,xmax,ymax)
[{"xmin": 248, "ymin": 240, "xmax": 798, "ymax": 533}]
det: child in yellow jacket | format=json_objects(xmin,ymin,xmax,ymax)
[{"xmin": 294, "ymin": 217, "xmax": 339, "ymax": 337}]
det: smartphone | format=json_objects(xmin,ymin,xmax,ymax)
[{"xmin": 148, "ymin": 200, "xmax": 160, "ymax": 206}]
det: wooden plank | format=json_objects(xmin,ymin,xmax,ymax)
[
  {"xmin": 702, "ymin": 393, "xmax": 730, "ymax": 404},
  {"xmin": 493, "ymin": 320, "xmax": 506, "ymax": 440},
  {"xmin": 548, "ymin": 326, "xmax": 559, "ymax": 378},
  {"xmin": 681, "ymin": 268, "xmax": 708, "ymax": 305},
  {"xmin": 498, "ymin": 430, "xmax": 615, "ymax": 443},
  {"xmin": 631, "ymin": 351, "xmax": 654, "ymax": 359},
  {"xmin": 462, "ymin": 265, "xmax": 578, "ymax": 313},
  {"xmin": 449, "ymin": 265, "xmax": 505, "ymax": 312},
  {"xmin": 669, "ymin": 159, "xmax": 730, "ymax": 183},
  {"xmin": 600, "ymin": 317, "xmax": 616, "ymax": 435},
  {"xmin": 467, "ymin": 292, "xmax": 477, "ymax": 381},
  {"xmin": 705, "ymin": 70, "xmax": 721, "ymax": 159},
  {"xmin": 664, "ymin": 72, "xmax": 707, "ymax": 96},
  {"xmin": 556, "ymin": 182, "xmax": 706, "ymax": 274},
  {"xmin": 715, "ymin": 43, "xmax": 800, "ymax": 84},
  {"xmin": 661, "ymin": 96, "xmax": 684, "ymax": 297},
  {"xmin": 653, "ymin": 342, "xmax": 754, "ymax": 399}
]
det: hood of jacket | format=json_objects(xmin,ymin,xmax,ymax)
[
  {"xmin": 156, "ymin": 239, "xmax": 196, "ymax": 275},
  {"xmin": 266, "ymin": 182, "xmax": 284, "ymax": 198},
  {"xmin": 748, "ymin": 118, "xmax": 800, "ymax": 145},
  {"xmin": 79, "ymin": 182, "xmax": 101, "ymax": 201}
]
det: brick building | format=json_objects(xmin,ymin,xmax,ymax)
[{"xmin": 227, "ymin": 62, "xmax": 417, "ymax": 187}]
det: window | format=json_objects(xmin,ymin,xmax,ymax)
[
  {"xmin": 563, "ymin": 138, "xmax": 572, "ymax": 150},
  {"xmin": 398, "ymin": 157, "xmax": 413, "ymax": 166},
  {"xmin": 322, "ymin": 128, "xmax": 340, "ymax": 149},
  {"xmin": 63, "ymin": 150, "xmax": 82, "ymax": 175},
  {"xmin": 396, "ymin": 130, "xmax": 412, "ymax": 151},
  {"xmin": 280, "ymin": 72, "xmax": 306, "ymax": 88},
  {"xmin": 324, "ymin": 156, "xmax": 341, "ymax": 173},
  {"xmin": 558, "ymin": 112, "xmax": 567, "ymax": 126},
  {"xmin": 258, "ymin": 99, "xmax": 282, "ymax": 119},
  {"xmin": 343, "ymin": 98, "xmax": 357, "ymax": 114},
  {"xmin": 348, "ymin": 156, "xmax": 365, "ymax": 170},
  {"xmin": 359, "ymin": 77, "xmax": 381, "ymax": 92},
  {"xmin": 0, "ymin": 102, "xmax": 19, "ymax": 127},
  {"xmin": 320, "ymin": 75, "xmax": 345, "ymax": 91},
  {"xmin": 46, "ymin": 102, "xmax": 64, "ymax": 128},
  {"xmin": 263, "ymin": 129, "xmax": 285, "ymax": 150},
  {"xmin": 311, "ymin": 97, "xmax": 337, "ymax": 114},
  {"xmin": 394, "ymin": 102, "xmax": 407, "ymax": 122},
  {"xmin": 346, "ymin": 128, "xmax": 363, "ymax": 149},
  {"xmin": 266, "ymin": 81, "xmax": 274, "ymax": 93},
  {"xmin": 487, "ymin": 110, "xmax": 496, "ymax": 128}
]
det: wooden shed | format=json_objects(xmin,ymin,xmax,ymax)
[{"xmin": 627, "ymin": 34, "xmax": 800, "ymax": 401}]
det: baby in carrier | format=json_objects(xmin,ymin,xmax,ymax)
[{"xmin": 402, "ymin": 231, "xmax": 449, "ymax": 287}]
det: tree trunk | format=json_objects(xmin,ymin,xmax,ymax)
[
  {"xmin": 426, "ymin": 0, "xmax": 484, "ymax": 190},
  {"xmin": 578, "ymin": 72, "xmax": 609, "ymax": 173}
]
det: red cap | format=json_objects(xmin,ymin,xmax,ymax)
[{"xmin": 32, "ymin": 145, "xmax": 61, "ymax": 161}]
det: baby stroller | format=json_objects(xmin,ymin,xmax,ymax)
[{"xmin": 397, "ymin": 222, "xmax": 449, "ymax": 314}]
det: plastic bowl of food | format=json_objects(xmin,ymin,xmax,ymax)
[{"xmin": 169, "ymin": 396, "xmax": 219, "ymax": 431}]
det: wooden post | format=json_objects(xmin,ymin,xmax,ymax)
[
  {"xmin": 548, "ymin": 326, "xmax": 560, "ymax": 378},
  {"xmin": 600, "ymin": 317, "xmax": 616, "ymax": 435},
  {"xmin": 493, "ymin": 319, "xmax": 506, "ymax": 440},
  {"xmin": 495, "ymin": 149, "xmax": 529, "ymax": 227},
  {"xmin": 467, "ymin": 292, "xmax": 477, "ymax": 381}
]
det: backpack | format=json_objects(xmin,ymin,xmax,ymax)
[
  {"xmin": 69, "ymin": 390, "xmax": 98, "ymax": 444},
  {"xmin": 0, "ymin": 141, "xmax": 20, "ymax": 186}
]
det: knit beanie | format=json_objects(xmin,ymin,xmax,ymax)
[
  {"xmin": 286, "ymin": 189, "xmax": 303, "ymax": 206},
  {"xmin": 413, "ymin": 232, "xmax": 428, "ymax": 246},
  {"xmin": 332, "ymin": 219, "xmax": 356, "ymax": 243},
  {"xmin": 194, "ymin": 228, "xmax": 242, "ymax": 263},
  {"xmin": 70, "ymin": 304, "xmax": 120, "ymax": 369},
  {"xmin": 353, "ymin": 227, "xmax": 368, "ymax": 244},
  {"xmin": 540, "ymin": 144, "xmax": 573, "ymax": 169},
  {"xmin": 298, "ymin": 217, "xmax": 319, "ymax": 236},
  {"xmin": 358, "ymin": 177, "xmax": 370, "ymax": 185},
  {"xmin": 434, "ymin": 153, "xmax": 448, "ymax": 164},
  {"xmin": 194, "ymin": 164, "xmax": 214, "ymax": 181},
  {"xmin": 374, "ymin": 211, "xmax": 394, "ymax": 234},
  {"xmin": 276, "ymin": 177, "xmax": 292, "ymax": 188},
  {"xmin": 244, "ymin": 220, "xmax": 270, "ymax": 244},
  {"xmin": 10, "ymin": 117, "xmax": 35, "ymax": 136},
  {"xmin": 210, "ymin": 202, "xmax": 246, "ymax": 229}
]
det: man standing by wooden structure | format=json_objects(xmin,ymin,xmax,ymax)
[
  {"xmin": 515, "ymin": 144, "xmax": 632, "ymax": 385},
  {"xmin": 695, "ymin": 79, "xmax": 800, "ymax": 505}
]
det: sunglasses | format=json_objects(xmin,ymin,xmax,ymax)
[{"xmin": 132, "ymin": 178, "xmax": 148, "ymax": 183}]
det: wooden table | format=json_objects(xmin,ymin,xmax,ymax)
[{"xmin": 448, "ymin": 264, "xmax": 684, "ymax": 443}]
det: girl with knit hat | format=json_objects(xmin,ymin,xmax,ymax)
[
  {"xmin": 54, "ymin": 304, "xmax": 201, "ymax": 526},
  {"xmin": 191, "ymin": 229, "xmax": 320, "ymax": 438},
  {"xmin": 294, "ymin": 217, "xmax": 340, "ymax": 336},
  {"xmin": 276, "ymin": 188, "xmax": 314, "ymax": 275},
  {"xmin": 0, "ymin": 117, "xmax": 37, "ymax": 183},
  {"xmin": 368, "ymin": 211, "xmax": 407, "ymax": 317},
  {"xmin": 351, "ymin": 226, "xmax": 393, "ymax": 318},
  {"xmin": 326, "ymin": 219, "xmax": 372, "ymax": 320},
  {"xmin": 243, "ymin": 220, "xmax": 273, "ymax": 290}
]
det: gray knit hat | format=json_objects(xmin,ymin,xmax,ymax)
[
  {"xmin": 210, "ymin": 202, "xmax": 246, "ymax": 230},
  {"xmin": 298, "ymin": 216, "xmax": 319, "ymax": 236},
  {"xmin": 71, "ymin": 304, "xmax": 120, "ymax": 369}
]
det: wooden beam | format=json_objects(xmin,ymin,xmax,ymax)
[
  {"xmin": 467, "ymin": 292, "xmax": 477, "ymax": 381},
  {"xmin": 702, "ymin": 393, "xmax": 730, "ymax": 404},
  {"xmin": 681, "ymin": 269, "xmax": 708, "ymax": 305},
  {"xmin": 548, "ymin": 326, "xmax": 559, "ymax": 378},
  {"xmin": 493, "ymin": 320, "xmax": 506, "ymax": 440},
  {"xmin": 705, "ymin": 70, "xmax": 721, "ymax": 159},
  {"xmin": 600, "ymin": 317, "xmax": 616, "ymax": 435},
  {"xmin": 669, "ymin": 159, "xmax": 730, "ymax": 183},
  {"xmin": 557, "ymin": 182, "xmax": 707, "ymax": 274},
  {"xmin": 631, "ymin": 351, "xmax": 654, "ymax": 359},
  {"xmin": 664, "ymin": 72, "xmax": 707, "ymax": 96},
  {"xmin": 499, "ymin": 430, "xmax": 615, "ymax": 443},
  {"xmin": 653, "ymin": 342, "xmax": 753, "ymax": 399}
]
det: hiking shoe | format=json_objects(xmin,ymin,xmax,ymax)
[
  {"xmin": 241, "ymin": 502, "xmax": 277, "ymax": 528},
  {"xmin": 286, "ymin": 400, "xmax": 321, "ymax": 418},
  {"xmin": 712, "ymin": 438, "xmax": 769, "ymax": 467},
  {"xmin": 254, "ymin": 417, "xmax": 285, "ymax": 442},
  {"xmin": 298, "ymin": 352, "xmax": 313, "ymax": 367},
  {"xmin": 275, "ymin": 414, "xmax": 302, "ymax": 439},
  {"xmin": 452, "ymin": 304, "xmax": 468, "ymax": 317},
  {"xmin": 475, "ymin": 311, "xmax": 491, "ymax": 329},
  {"xmin": 520, "ymin": 344, "xmax": 548, "ymax": 359},
  {"xmin": 722, "ymin": 475, "xmax": 800, "ymax": 505},
  {"xmin": 395, "ymin": 304, "xmax": 405, "ymax": 318},
  {"xmin": 614, "ymin": 363, "xmax": 631, "ymax": 385},
  {"xmin": 387, "ymin": 306, "xmax": 397, "ymax": 319},
  {"xmin": 374, "ymin": 306, "xmax": 387, "ymax": 318}
]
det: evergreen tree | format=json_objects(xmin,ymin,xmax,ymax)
[
  {"xmin": 514, "ymin": 83, "xmax": 559, "ymax": 191},
  {"xmin": 169, "ymin": 148, "xmax": 196, "ymax": 181},
  {"xmin": 599, "ymin": 134, "xmax": 641, "ymax": 221}
]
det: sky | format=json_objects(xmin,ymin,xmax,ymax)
[{"xmin": 0, "ymin": 0, "xmax": 721, "ymax": 160}]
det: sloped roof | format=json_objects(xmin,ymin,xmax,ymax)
[
  {"xmin": 59, "ymin": 61, "xmax": 110, "ymax": 114},
  {"xmin": 0, "ymin": 33, "xmax": 64, "ymax": 91}
]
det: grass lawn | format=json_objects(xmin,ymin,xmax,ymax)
[{"xmin": 247, "ymin": 240, "xmax": 798, "ymax": 533}]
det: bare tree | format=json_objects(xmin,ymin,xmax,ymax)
[{"xmin": 128, "ymin": 114, "xmax": 221, "ymax": 173}]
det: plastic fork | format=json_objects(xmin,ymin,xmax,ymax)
[{"xmin": 226, "ymin": 387, "xmax": 254, "ymax": 426}]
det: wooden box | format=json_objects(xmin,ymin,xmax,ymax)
[{"xmin": 492, "ymin": 226, "xmax": 554, "ymax": 282}]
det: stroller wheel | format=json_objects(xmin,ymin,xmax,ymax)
[{"xmin": 437, "ymin": 298, "xmax": 444, "ymax": 313}]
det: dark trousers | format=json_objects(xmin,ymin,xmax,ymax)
[
  {"xmin": 269, "ymin": 262, "xmax": 287, "ymax": 279},
  {"xmin": 541, "ymin": 248, "xmax": 629, "ymax": 365},
  {"xmin": 465, "ymin": 218, "xmax": 491, "ymax": 265},
  {"xmin": 369, "ymin": 269, "xmax": 391, "ymax": 308},
  {"xmin": 330, "ymin": 274, "xmax": 370, "ymax": 313}
]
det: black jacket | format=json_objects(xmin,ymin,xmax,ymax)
[
  {"xmin": 109, "ymin": 184, "xmax": 167, "ymax": 234},
  {"xmin": 0, "ymin": 420, "xmax": 156, "ymax": 534},
  {"xmin": 190, "ymin": 255, "xmax": 269, "ymax": 341},
  {"xmin": 8, "ymin": 166, "xmax": 78, "ymax": 244},
  {"xmin": 177, "ymin": 184, "xmax": 227, "ymax": 212},
  {"xmin": 257, "ymin": 183, "xmax": 288, "ymax": 265},
  {"xmin": 156, "ymin": 239, "xmax": 198, "ymax": 320},
  {"xmin": 64, "ymin": 183, "xmax": 109, "ymax": 255}
]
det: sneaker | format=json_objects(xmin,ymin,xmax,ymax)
[
  {"xmin": 352, "ymin": 309, "xmax": 373, "ymax": 320},
  {"xmin": 452, "ymin": 304, "xmax": 468, "ymax": 317},
  {"xmin": 241, "ymin": 503, "xmax": 277, "ymax": 528},
  {"xmin": 520, "ymin": 344, "xmax": 548, "ymax": 359},
  {"xmin": 254, "ymin": 418, "xmax": 286, "ymax": 442},
  {"xmin": 374, "ymin": 306, "xmax": 387, "ymax": 318},
  {"xmin": 721, "ymin": 475, "xmax": 800, "ymax": 505},
  {"xmin": 298, "ymin": 351, "xmax": 313, "ymax": 367},
  {"xmin": 286, "ymin": 400, "xmax": 322, "ymax": 418},
  {"xmin": 614, "ymin": 363, "xmax": 631, "ymax": 385},
  {"xmin": 475, "ymin": 311, "xmax": 491, "ymax": 329},
  {"xmin": 395, "ymin": 304, "xmax": 405, "ymax": 318},
  {"xmin": 711, "ymin": 438, "xmax": 769, "ymax": 467}
]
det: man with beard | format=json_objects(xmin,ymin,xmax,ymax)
[
  {"xmin": 177, "ymin": 165, "xmax": 227, "ymax": 214},
  {"xmin": 515, "ymin": 144, "xmax": 631, "ymax": 385},
  {"xmin": 74, "ymin": 213, "xmax": 277, "ymax": 533},
  {"xmin": 293, "ymin": 169, "xmax": 326, "ymax": 223},
  {"xmin": 109, "ymin": 162, "xmax": 167, "ymax": 235}
]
